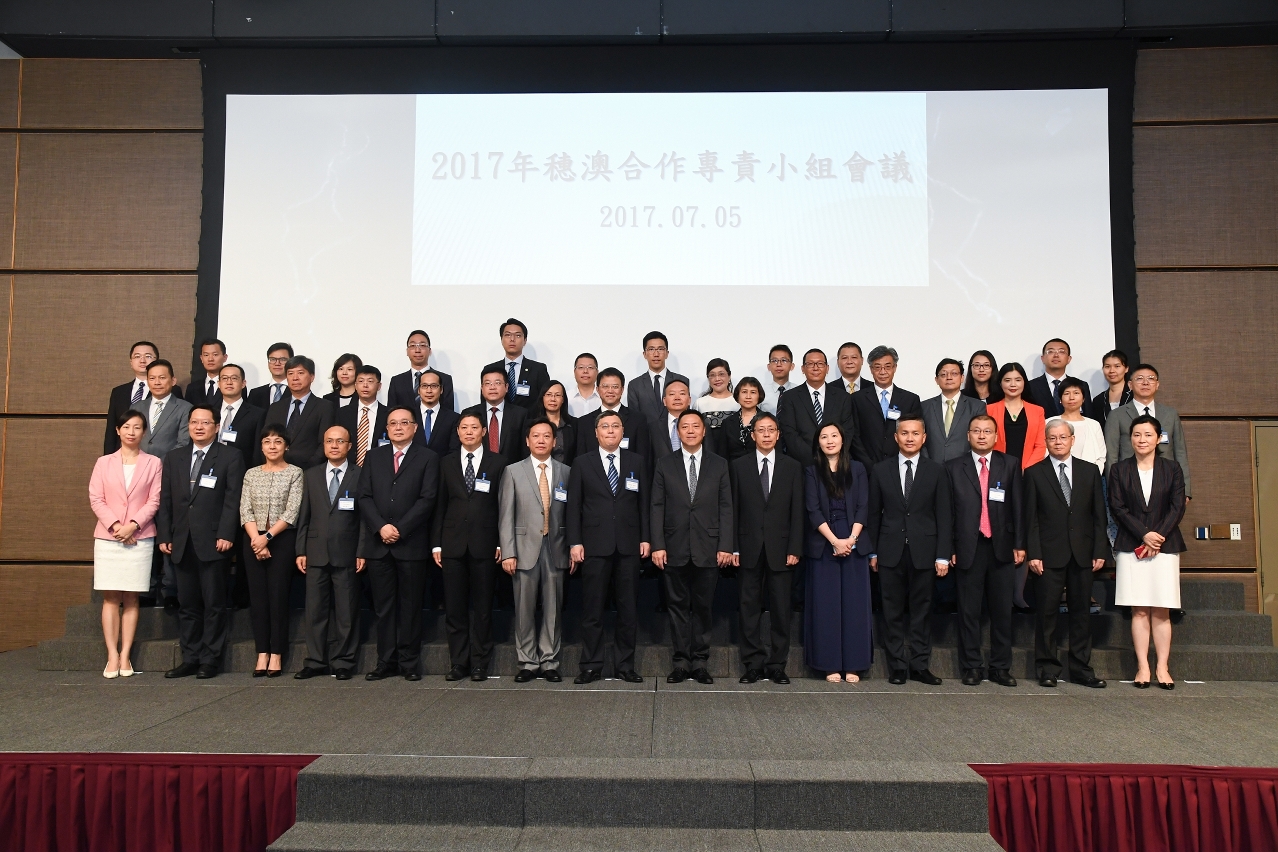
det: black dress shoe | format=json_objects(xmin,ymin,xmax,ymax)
[
  {"xmin": 294, "ymin": 666, "xmax": 330, "ymax": 680},
  {"xmin": 888, "ymin": 669, "xmax": 908, "ymax": 685},
  {"xmin": 543, "ymin": 669, "xmax": 563, "ymax": 683},
  {"xmin": 1157, "ymin": 679, "xmax": 1175, "ymax": 690},
  {"xmin": 164, "ymin": 596, "xmax": 180, "ymax": 614},
  {"xmin": 667, "ymin": 668, "xmax": 690, "ymax": 684},
  {"xmin": 404, "ymin": 672, "xmax": 421, "ymax": 682},
  {"xmin": 470, "ymin": 667, "xmax": 488, "ymax": 682},
  {"xmin": 1038, "ymin": 674, "xmax": 1058, "ymax": 688},
  {"xmin": 1070, "ymin": 675, "xmax": 1107, "ymax": 689},
  {"xmin": 196, "ymin": 665, "xmax": 218, "ymax": 679},
  {"xmin": 333, "ymin": 669, "xmax": 353, "ymax": 681},
  {"xmin": 365, "ymin": 665, "xmax": 396, "ymax": 681},
  {"xmin": 574, "ymin": 669, "xmax": 601, "ymax": 684},
  {"xmin": 165, "ymin": 662, "xmax": 199, "ymax": 679},
  {"xmin": 252, "ymin": 668, "xmax": 267, "ymax": 678},
  {"xmin": 266, "ymin": 668, "xmax": 282, "ymax": 678},
  {"xmin": 961, "ymin": 669, "xmax": 982, "ymax": 686},
  {"xmin": 990, "ymin": 669, "xmax": 1018, "ymax": 688},
  {"xmin": 617, "ymin": 669, "xmax": 643, "ymax": 683},
  {"xmin": 514, "ymin": 669, "xmax": 539, "ymax": 683},
  {"xmin": 692, "ymin": 669, "xmax": 714, "ymax": 685},
  {"xmin": 768, "ymin": 670, "xmax": 790, "ymax": 685},
  {"xmin": 909, "ymin": 669, "xmax": 942, "ymax": 686},
  {"xmin": 739, "ymin": 669, "xmax": 763, "ymax": 684},
  {"xmin": 444, "ymin": 665, "xmax": 468, "ymax": 682},
  {"xmin": 1133, "ymin": 679, "xmax": 1150, "ymax": 689}
]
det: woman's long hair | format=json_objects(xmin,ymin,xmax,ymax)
[
  {"xmin": 533, "ymin": 380, "xmax": 569, "ymax": 422},
  {"xmin": 811, "ymin": 422, "xmax": 852, "ymax": 499},
  {"xmin": 997, "ymin": 362, "xmax": 1030, "ymax": 399},
  {"xmin": 330, "ymin": 353, "xmax": 363, "ymax": 393},
  {"xmin": 962, "ymin": 350, "xmax": 1002, "ymax": 403}
]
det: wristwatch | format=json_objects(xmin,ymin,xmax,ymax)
[{"xmin": 264, "ymin": 532, "xmax": 274, "ymax": 541}]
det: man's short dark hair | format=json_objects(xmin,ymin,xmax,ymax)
[
  {"xmin": 1042, "ymin": 338, "xmax": 1071, "ymax": 355},
  {"xmin": 146, "ymin": 359, "xmax": 173, "ymax": 378},
  {"xmin": 1130, "ymin": 363, "xmax": 1160, "ymax": 380},
  {"xmin": 1103, "ymin": 349, "xmax": 1129, "ymax": 368},
  {"xmin": 387, "ymin": 407, "xmax": 417, "ymax": 423},
  {"xmin": 526, "ymin": 416, "xmax": 558, "ymax": 439},
  {"xmin": 199, "ymin": 338, "xmax": 226, "ymax": 355},
  {"xmin": 969, "ymin": 413, "xmax": 997, "ymax": 432},
  {"xmin": 189, "ymin": 403, "xmax": 220, "ymax": 424},
  {"xmin": 663, "ymin": 378, "xmax": 690, "ymax": 397},
  {"xmin": 868, "ymin": 345, "xmax": 898, "ymax": 365},
  {"xmin": 418, "ymin": 368, "xmax": 441, "ymax": 387},
  {"xmin": 406, "ymin": 329, "xmax": 431, "ymax": 345},
  {"xmin": 500, "ymin": 318, "xmax": 528, "ymax": 338},
  {"xmin": 357, "ymin": 365, "xmax": 383, "ymax": 381},
  {"xmin": 676, "ymin": 409, "xmax": 706, "ymax": 428},
  {"xmin": 267, "ymin": 342, "xmax": 294, "ymax": 358},
  {"xmin": 642, "ymin": 331, "xmax": 669, "ymax": 350},
  {"xmin": 130, "ymin": 340, "xmax": 159, "ymax": 358},
  {"xmin": 802, "ymin": 348, "xmax": 826, "ymax": 365},
  {"xmin": 575, "ymin": 352, "xmax": 598, "ymax": 369},
  {"xmin": 752, "ymin": 411, "xmax": 780, "ymax": 431},
  {"xmin": 285, "ymin": 355, "xmax": 315, "ymax": 375},
  {"xmin": 480, "ymin": 365, "xmax": 509, "ymax": 384},
  {"xmin": 458, "ymin": 411, "xmax": 485, "ymax": 429},
  {"xmin": 220, "ymin": 363, "xmax": 246, "ymax": 382},
  {"xmin": 838, "ymin": 342, "xmax": 863, "ymax": 357},
  {"xmin": 595, "ymin": 410, "xmax": 623, "ymax": 427},
  {"xmin": 597, "ymin": 367, "xmax": 626, "ymax": 387},
  {"xmin": 935, "ymin": 358, "xmax": 964, "ymax": 376},
  {"xmin": 895, "ymin": 413, "xmax": 925, "ymax": 431},
  {"xmin": 768, "ymin": 344, "xmax": 793, "ymax": 361}
]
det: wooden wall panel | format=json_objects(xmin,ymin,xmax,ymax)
[
  {"xmin": 13, "ymin": 133, "xmax": 203, "ymax": 271},
  {"xmin": 0, "ymin": 565, "xmax": 94, "ymax": 652},
  {"xmin": 1136, "ymin": 270, "xmax": 1278, "ymax": 417},
  {"xmin": 19, "ymin": 59, "xmax": 203, "ymax": 130},
  {"xmin": 0, "ymin": 60, "xmax": 19, "ymax": 129},
  {"xmin": 0, "ymin": 133, "xmax": 15, "ymax": 270},
  {"xmin": 1134, "ymin": 124, "xmax": 1278, "ymax": 269},
  {"xmin": 0, "ymin": 277, "xmax": 10, "ymax": 405},
  {"xmin": 1180, "ymin": 420, "xmax": 1256, "ymax": 569},
  {"xmin": 1135, "ymin": 46, "xmax": 1278, "ymax": 123},
  {"xmin": 6, "ymin": 275, "xmax": 197, "ymax": 414},
  {"xmin": 0, "ymin": 418, "xmax": 103, "ymax": 561}
]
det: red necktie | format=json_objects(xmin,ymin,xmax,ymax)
[
  {"xmin": 489, "ymin": 407, "xmax": 501, "ymax": 453},
  {"xmin": 394, "ymin": 450, "xmax": 403, "ymax": 474},
  {"xmin": 978, "ymin": 457, "xmax": 992, "ymax": 538}
]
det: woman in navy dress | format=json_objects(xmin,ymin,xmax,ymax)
[{"xmin": 803, "ymin": 423, "xmax": 872, "ymax": 682}]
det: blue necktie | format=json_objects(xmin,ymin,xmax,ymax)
[
  {"xmin": 607, "ymin": 453, "xmax": 618, "ymax": 495},
  {"xmin": 423, "ymin": 409, "xmax": 433, "ymax": 444},
  {"xmin": 272, "ymin": 383, "xmax": 284, "ymax": 404},
  {"xmin": 507, "ymin": 362, "xmax": 517, "ymax": 400},
  {"xmin": 880, "ymin": 389, "xmax": 890, "ymax": 419},
  {"xmin": 130, "ymin": 381, "xmax": 145, "ymax": 405},
  {"xmin": 289, "ymin": 398, "xmax": 302, "ymax": 425},
  {"xmin": 669, "ymin": 419, "xmax": 679, "ymax": 451}
]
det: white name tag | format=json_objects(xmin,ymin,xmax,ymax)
[
  {"xmin": 199, "ymin": 474, "xmax": 217, "ymax": 489},
  {"xmin": 474, "ymin": 478, "xmax": 491, "ymax": 493},
  {"xmin": 1159, "ymin": 432, "xmax": 1170, "ymax": 445},
  {"xmin": 515, "ymin": 383, "xmax": 531, "ymax": 397},
  {"xmin": 220, "ymin": 429, "xmax": 237, "ymax": 443},
  {"xmin": 554, "ymin": 487, "xmax": 568, "ymax": 503},
  {"xmin": 887, "ymin": 408, "xmax": 901, "ymax": 420},
  {"xmin": 337, "ymin": 497, "xmax": 355, "ymax": 511},
  {"xmin": 625, "ymin": 477, "xmax": 640, "ymax": 492},
  {"xmin": 988, "ymin": 487, "xmax": 1006, "ymax": 503},
  {"xmin": 378, "ymin": 436, "xmax": 390, "ymax": 447},
  {"xmin": 620, "ymin": 437, "xmax": 630, "ymax": 449}
]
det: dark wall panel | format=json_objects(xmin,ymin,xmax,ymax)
[
  {"xmin": 890, "ymin": 0, "xmax": 1122, "ymax": 34},
  {"xmin": 0, "ymin": 0, "xmax": 213, "ymax": 39},
  {"xmin": 436, "ymin": 0, "xmax": 660, "ymax": 42},
  {"xmin": 663, "ymin": 0, "xmax": 888, "ymax": 40},
  {"xmin": 215, "ymin": 0, "xmax": 434, "ymax": 40},
  {"xmin": 1180, "ymin": 421, "xmax": 1257, "ymax": 570}
]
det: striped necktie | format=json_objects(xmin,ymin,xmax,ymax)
[
  {"xmin": 607, "ymin": 453, "xmax": 618, "ymax": 495},
  {"xmin": 538, "ymin": 463, "xmax": 551, "ymax": 535},
  {"xmin": 356, "ymin": 406, "xmax": 370, "ymax": 466},
  {"xmin": 812, "ymin": 390, "xmax": 823, "ymax": 423}
]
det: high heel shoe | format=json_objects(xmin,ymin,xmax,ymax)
[
  {"xmin": 267, "ymin": 669, "xmax": 283, "ymax": 678},
  {"xmin": 1157, "ymin": 678, "xmax": 1175, "ymax": 690},
  {"xmin": 119, "ymin": 666, "xmax": 136, "ymax": 677},
  {"xmin": 253, "ymin": 668, "xmax": 268, "ymax": 678},
  {"xmin": 1132, "ymin": 680, "xmax": 1150, "ymax": 689},
  {"xmin": 103, "ymin": 666, "xmax": 119, "ymax": 679}
]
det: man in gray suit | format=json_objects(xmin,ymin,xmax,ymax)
[
  {"xmin": 626, "ymin": 330, "xmax": 691, "ymax": 426},
  {"xmin": 499, "ymin": 418, "xmax": 571, "ymax": 682},
  {"xmin": 295, "ymin": 425, "xmax": 365, "ymax": 680},
  {"xmin": 1103, "ymin": 363, "xmax": 1192, "ymax": 500},
  {"xmin": 923, "ymin": 358, "xmax": 986, "ymax": 462},
  {"xmin": 141, "ymin": 360, "xmax": 192, "ymax": 457}
]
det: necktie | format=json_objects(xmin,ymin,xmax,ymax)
[
  {"xmin": 688, "ymin": 454, "xmax": 698, "ymax": 501},
  {"xmin": 151, "ymin": 400, "xmax": 165, "ymax": 428},
  {"xmin": 289, "ymin": 398, "xmax": 302, "ymax": 425},
  {"xmin": 413, "ymin": 371, "xmax": 421, "ymax": 394},
  {"xmin": 489, "ymin": 407, "xmax": 501, "ymax": 453},
  {"xmin": 130, "ymin": 381, "xmax": 144, "ymax": 405},
  {"xmin": 329, "ymin": 467, "xmax": 341, "ymax": 505},
  {"xmin": 847, "ymin": 381, "xmax": 854, "ymax": 393},
  {"xmin": 222, "ymin": 405, "xmax": 233, "ymax": 438},
  {"xmin": 423, "ymin": 409, "xmax": 433, "ymax": 444},
  {"xmin": 538, "ymin": 462, "xmax": 551, "ymax": 535},
  {"xmin": 189, "ymin": 449, "xmax": 205, "ymax": 490},
  {"xmin": 393, "ymin": 450, "xmax": 403, "ymax": 474},
  {"xmin": 357, "ymin": 406, "xmax": 370, "ymax": 466},
  {"xmin": 944, "ymin": 398, "xmax": 954, "ymax": 435},
  {"xmin": 272, "ymin": 383, "xmax": 284, "ymax": 403},
  {"xmin": 465, "ymin": 453, "xmax": 476, "ymax": 492},
  {"xmin": 1143, "ymin": 406, "xmax": 1151, "ymax": 417},
  {"xmin": 1052, "ymin": 378, "xmax": 1061, "ymax": 404},
  {"xmin": 207, "ymin": 379, "xmax": 216, "ymax": 399},
  {"xmin": 607, "ymin": 453, "xmax": 618, "ymax": 495},
  {"xmin": 507, "ymin": 363, "xmax": 517, "ymax": 400},
  {"xmin": 978, "ymin": 457, "xmax": 992, "ymax": 537},
  {"xmin": 1058, "ymin": 462, "xmax": 1072, "ymax": 506},
  {"xmin": 812, "ymin": 390, "xmax": 823, "ymax": 423},
  {"xmin": 776, "ymin": 385, "xmax": 785, "ymax": 401},
  {"xmin": 669, "ymin": 418, "xmax": 679, "ymax": 451},
  {"xmin": 903, "ymin": 459, "xmax": 913, "ymax": 502},
  {"xmin": 760, "ymin": 457, "xmax": 770, "ymax": 501},
  {"xmin": 880, "ymin": 389, "xmax": 890, "ymax": 419},
  {"xmin": 654, "ymin": 373, "xmax": 662, "ymax": 401}
]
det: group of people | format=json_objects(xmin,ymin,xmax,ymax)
[{"xmin": 89, "ymin": 322, "xmax": 1190, "ymax": 690}]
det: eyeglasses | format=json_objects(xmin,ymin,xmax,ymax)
[
  {"xmin": 968, "ymin": 428, "xmax": 997, "ymax": 436},
  {"xmin": 1131, "ymin": 376, "xmax": 1158, "ymax": 384},
  {"xmin": 267, "ymin": 357, "xmax": 289, "ymax": 364},
  {"xmin": 768, "ymin": 358, "xmax": 791, "ymax": 365},
  {"xmin": 324, "ymin": 438, "xmax": 350, "ymax": 445},
  {"xmin": 803, "ymin": 361, "xmax": 827, "ymax": 368},
  {"xmin": 1044, "ymin": 348, "xmax": 1069, "ymax": 356},
  {"xmin": 419, "ymin": 383, "xmax": 440, "ymax": 390},
  {"xmin": 644, "ymin": 346, "xmax": 668, "ymax": 354},
  {"xmin": 387, "ymin": 419, "xmax": 414, "ymax": 427},
  {"xmin": 408, "ymin": 343, "xmax": 429, "ymax": 350}
]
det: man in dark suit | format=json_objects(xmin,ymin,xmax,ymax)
[
  {"xmin": 730, "ymin": 413, "xmax": 804, "ymax": 684},
  {"xmin": 463, "ymin": 366, "xmax": 529, "ymax": 464},
  {"xmin": 626, "ymin": 330, "xmax": 691, "ymax": 427},
  {"xmin": 651, "ymin": 410, "xmax": 734, "ymax": 685},
  {"xmin": 865, "ymin": 414, "xmax": 952, "ymax": 686},
  {"xmin": 945, "ymin": 414, "xmax": 1024, "ymax": 688},
  {"xmin": 247, "ymin": 342, "xmax": 293, "ymax": 411},
  {"xmin": 432, "ymin": 412, "xmax": 507, "ymax": 681},
  {"xmin": 483, "ymin": 318, "xmax": 550, "ymax": 411},
  {"xmin": 828, "ymin": 341, "xmax": 875, "ymax": 397},
  {"xmin": 264, "ymin": 355, "xmax": 335, "ymax": 470},
  {"xmin": 647, "ymin": 378, "xmax": 693, "ymax": 469},
  {"xmin": 357, "ymin": 407, "xmax": 440, "ymax": 681},
  {"xmin": 387, "ymin": 329, "xmax": 456, "ymax": 413},
  {"xmin": 575, "ymin": 368, "xmax": 650, "ymax": 464},
  {"xmin": 213, "ymin": 364, "xmax": 263, "ymax": 468},
  {"xmin": 337, "ymin": 365, "xmax": 389, "ymax": 468},
  {"xmin": 295, "ymin": 425, "xmax": 364, "ymax": 680},
  {"xmin": 156, "ymin": 405, "xmax": 244, "ymax": 679},
  {"xmin": 1024, "ymin": 419, "xmax": 1109, "ymax": 689},
  {"xmin": 850, "ymin": 345, "xmax": 923, "ymax": 471},
  {"xmin": 567, "ymin": 410, "xmax": 651, "ymax": 684},
  {"xmin": 414, "ymin": 367, "xmax": 460, "ymax": 457},
  {"xmin": 1027, "ymin": 337, "xmax": 1083, "ymax": 418},
  {"xmin": 185, "ymin": 338, "xmax": 228, "ymax": 408},
  {"xmin": 777, "ymin": 348, "xmax": 865, "ymax": 469},
  {"xmin": 105, "ymin": 340, "xmax": 160, "ymax": 454},
  {"xmin": 922, "ymin": 359, "xmax": 987, "ymax": 463}
]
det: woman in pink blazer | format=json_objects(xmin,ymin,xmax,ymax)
[{"xmin": 89, "ymin": 410, "xmax": 163, "ymax": 679}]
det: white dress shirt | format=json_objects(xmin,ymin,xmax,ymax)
[
  {"xmin": 220, "ymin": 399, "xmax": 241, "ymax": 441},
  {"xmin": 419, "ymin": 402, "xmax": 441, "ymax": 436},
  {"xmin": 841, "ymin": 375, "xmax": 862, "ymax": 393},
  {"xmin": 569, "ymin": 387, "xmax": 602, "ymax": 418},
  {"xmin": 268, "ymin": 382, "xmax": 287, "ymax": 404},
  {"xmin": 682, "ymin": 445, "xmax": 705, "ymax": 484},
  {"xmin": 897, "ymin": 451, "xmax": 922, "ymax": 492},
  {"xmin": 483, "ymin": 399, "xmax": 506, "ymax": 434},
  {"xmin": 805, "ymin": 382, "xmax": 826, "ymax": 413},
  {"xmin": 1135, "ymin": 400, "xmax": 1157, "ymax": 418},
  {"xmin": 128, "ymin": 377, "xmax": 148, "ymax": 402},
  {"xmin": 1049, "ymin": 454, "xmax": 1073, "ymax": 491},
  {"xmin": 149, "ymin": 394, "xmax": 172, "ymax": 428},
  {"xmin": 326, "ymin": 459, "xmax": 350, "ymax": 498},
  {"xmin": 756, "ymin": 448, "xmax": 777, "ymax": 475},
  {"xmin": 971, "ymin": 450, "xmax": 993, "ymax": 476},
  {"xmin": 761, "ymin": 380, "xmax": 796, "ymax": 414},
  {"xmin": 598, "ymin": 445, "xmax": 623, "ymax": 473},
  {"xmin": 876, "ymin": 384, "xmax": 896, "ymax": 412},
  {"xmin": 459, "ymin": 444, "xmax": 483, "ymax": 475},
  {"xmin": 504, "ymin": 357, "xmax": 523, "ymax": 384},
  {"xmin": 202, "ymin": 374, "xmax": 220, "ymax": 397},
  {"xmin": 355, "ymin": 401, "xmax": 380, "ymax": 454},
  {"xmin": 390, "ymin": 442, "xmax": 412, "ymax": 465}
]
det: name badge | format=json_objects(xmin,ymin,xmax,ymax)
[
  {"xmin": 474, "ymin": 478, "xmax": 491, "ymax": 493},
  {"xmin": 337, "ymin": 497, "xmax": 356, "ymax": 511},
  {"xmin": 887, "ymin": 407, "xmax": 901, "ymax": 420},
  {"xmin": 554, "ymin": 486, "xmax": 568, "ymax": 503},
  {"xmin": 220, "ymin": 429, "xmax": 237, "ymax": 444},
  {"xmin": 515, "ymin": 383, "xmax": 531, "ymax": 397},
  {"xmin": 199, "ymin": 473, "xmax": 218, "ymax": 489},
  {"xmin": 1159, "ymin": 432, "xmax": 1170, "ymax": 445},
  {"xmin": 625, "ymin": 476, "xmax": 640, "ymax": 492},
  {"xmin": 620, "ymin": 437, "xmax": 630, "ymax": 450},
  {"xmin": 988, "ymin": 487, "xmax": 1006, "ymax": 503},
  {"xmin": 378, "ymin": 435, "xmax": 390, "ymax": 447}
]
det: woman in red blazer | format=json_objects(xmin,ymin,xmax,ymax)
[
  {"xmin": 88, "ymin": 410, "xmax": 163, "ymax": 679},
  {"xmin": 985, "ymin": 362, "xmax": 1047, "ymax": 471}
]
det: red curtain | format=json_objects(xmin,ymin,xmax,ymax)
[
  {"xmin": 973, "ymin": 763, "xmax": 1278, "ymax": 852},
  {"xmin": 0, "ymin": 752, "xmax": 317, "ymax": 852}
]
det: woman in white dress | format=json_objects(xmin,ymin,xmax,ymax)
[
  {"xmin": 1109, "ymin": 414, "xmax": 1187, "ymax": 690},
  {"xmin": 693, "ymin": 358, "xmax": 740, "ymax": 458},
  {"xmin": 88, "ymin": 410, "xmax": 163, "ymax": 678},
  {"xmin": 1046, "ymin": 378, "xmax": 1106, "ymax": 470}
]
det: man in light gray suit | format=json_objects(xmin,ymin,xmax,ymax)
[
  {"xmin": 141, "ymin": 359, "xmax": 192, "ymax": 458},
  {"xmin": 498, "ymin": 417, "xmax": 571, "ymax": 682},
  {"xmin": 626, "ymin": 330, "xmax": 691, "ymax": 426},
  {"xmin": 922, "ymin": 358, "xmax": 986, "ymax": 462},
  {"xmin": 1103, "ymin": 363, "xmax": 1192, "ymax": 500}
]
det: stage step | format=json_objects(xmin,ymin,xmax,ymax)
[{"xmin": 271, "ymin": 823, "xmax": 1002, "ymax": 851}]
